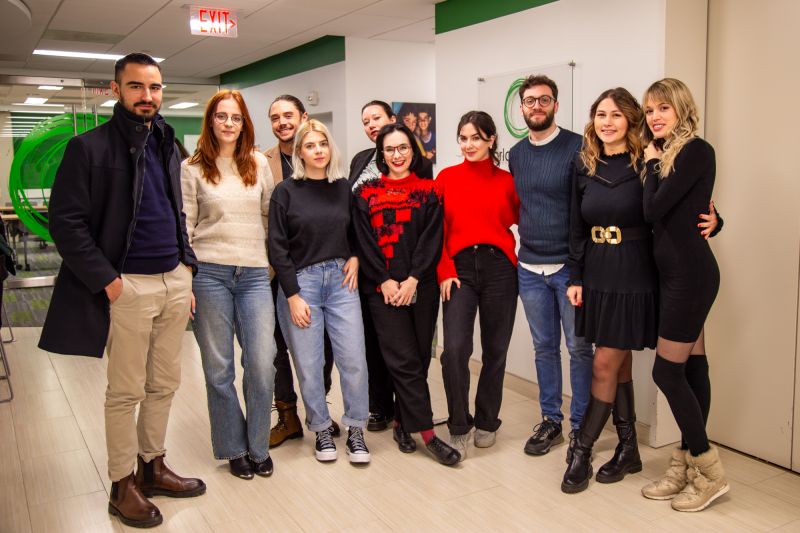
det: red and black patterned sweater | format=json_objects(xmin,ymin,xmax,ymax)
[{"xmin": 353, "ymin": 173, "xmax": 443, "ymax": 294}]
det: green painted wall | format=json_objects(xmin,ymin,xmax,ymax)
[
  {"xmin": 435, "ymin": 0, "xmax": 557, "ymax": 34},
  {"xmin": 166, "ymin": 116, "xmax": 203, "ymax": 145},
  {"xmin": 220, "ymin": 35, "xmax": 345, "ymax": 89}
]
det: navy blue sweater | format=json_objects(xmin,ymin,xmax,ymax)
[
  {"xmin": 123, "ymin": 125, "xmax": 180, "ymax": 274},
  {"xmin": 509, "ymin": 129, "xmax": 582, "ymax": 265}
]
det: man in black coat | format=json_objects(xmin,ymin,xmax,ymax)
[
  {"xmin": 39, "ymin": 53, "xmax": 204, "ymax": 528},
  {"xmin": 347, "ymin": 100, "xmax": 433, "ymax": 449}
]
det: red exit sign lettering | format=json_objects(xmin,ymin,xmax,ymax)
[{"xmin": 189, "ymin": 6, "xmax": 238, "ymax": 38}]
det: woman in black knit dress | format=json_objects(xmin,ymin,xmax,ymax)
[{"xmin": 641, "ymin": 78, "xmax": 728, "ymax": 512}]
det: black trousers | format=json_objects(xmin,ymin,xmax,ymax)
[
  {"xmin": 441, "ymin": 245, "xmax": 518, "ymax": 435},
  {"xmin": 271, "ymin": 276, "xmax": 333, "ymax": 403},
  {"xmin": 367, "ymin": 281, "xmax": 439, "ymax": 433},
  {"xmin": 360, "ymin": 291, "xmax": 395, "ymax": 417}
]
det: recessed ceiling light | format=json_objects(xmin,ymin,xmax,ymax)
[
  {"xmin": 24, "ymin": 97, "xmax": 49, "ymax": 105},
  {"xmin": 100, "ymin": 100, "xmax": 117, "ymax": 107},
  {"xmin": 169, "ymin": 102, "xmax": 198, "ymax": 109},
  {"xmin": 33, "ymin": 49, "xmax": 165, "ymax": 62},
  {"xmin": 38, "ymin": 85, "xmax": 63, "ymax": 91}
]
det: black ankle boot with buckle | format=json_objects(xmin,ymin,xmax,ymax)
[
  {"xmin": 596, "ymin": 381, "xmax": 642, "ymax": 483},
  {"xmin": 561, "ymin": 397, "xmax": 612, "ymax": 494}
]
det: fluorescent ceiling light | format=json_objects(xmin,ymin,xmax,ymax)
[
  {"xmin": 34, "ymin": 49, "xmax": 165, "ymax": 62},
  {"xmin": 38, "ymin": 85, "xmax": 63, "ymax": 91},
  {"xmin": 25, "ymin": 97, "xmax": 49, "ymax": 105},
  {"xmin": 13, "ymin": 102, "xmax": 64, "ymax": 107},
  {"xmin": 101, "ymin": 100, "xmax": 117, "ymax": 107},
  {"xmin": 169, "ymin": 102, "xmax": 198, "ymax": 109},
  {"xmin": 4, "ymin": 109, "xmax": 63, "ymax": 114}
]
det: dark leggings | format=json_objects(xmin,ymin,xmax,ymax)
[{"xmin": 652, "ymin": 355, "xmax": 710, "ymax": 456}]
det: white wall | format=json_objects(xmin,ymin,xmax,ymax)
[
  {"xmin": 238, "ymin": 63, "xmax": 347, "ymax": 157},
  {"xmin": 344, "ymin": 38, "xmax": 436, "ymax": 160},
  {"xmin": 435, "ymin": 0, "xmax": 668, "ymax": 428},
  {"xmin": 705, "ymin": 0, "xmax": 799, "ymax": 468},
  {"xmin": 0, "ymin": 112, "xmax": 12, "ymax": 205}
]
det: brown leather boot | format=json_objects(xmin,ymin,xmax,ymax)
[
  {"xmin": 135, "ymin": 455, "xmax": 206, "ymax": 498},
  {"xmin": 108, "ymin": 472, "xmax": 162, "ymax": 528},
  {"xmin": 270, "ymin": 400, "xmax": 303, "ymax": 447}
]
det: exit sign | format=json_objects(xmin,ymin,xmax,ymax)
[{"xmin": 189, "ymin": 6, "xmax": 237, "ymax": 38}]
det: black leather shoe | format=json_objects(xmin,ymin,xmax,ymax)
[
  {"xmin": 367, "ymin": 413, "xmax": 390, "ymax": 432},
  {"xmin": 229, "ymin": 457, "xmax": 254, "ymax": 480},
  {"xmin": 393, "ymin": 425, "xmax": 416, "ymax": 453},
  {"xmin": 425, "ymin": 436, "xmax": 460, "ymax": 466},
  {"xmin": 251, "ymin": 456, "xmax": 274, "ymax": 477}
]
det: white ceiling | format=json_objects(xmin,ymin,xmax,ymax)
[{"xmin": 0, "ymin": 0, "xmax": 438, "ymax": 82}]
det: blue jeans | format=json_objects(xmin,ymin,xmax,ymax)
[
  {"xmin": 192, "ymin": 262, "xmax": 277, "ymax": 462},
  {"xmin": 518, "ymin": 266, "xmax": 594, "ymax": 430},
  {"xmin": 277, "ymin": 259, "xmax": 368, "ymax": 432}
]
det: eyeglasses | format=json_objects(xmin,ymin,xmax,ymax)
[
  {"xmin": 213, "ymin": 112, "xmax": 244, "ymax": 125},
  {"xmin": 383, "ymin": 144, "xmax": 411, "ymax": 156},
  {"xmin": 521, "ymin": 95, "xmax": 555, "ymax": 108}
]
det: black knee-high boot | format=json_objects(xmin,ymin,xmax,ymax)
[
  {"xmin": 596, "ymin": 381, "xmax": 642, "ymax": 483},
  {"xmin": 561, "ymin": 396, "xmax": 612, "ymax": 494}
]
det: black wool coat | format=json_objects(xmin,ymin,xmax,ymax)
[{"xmin": 39, "ymin": 104, "xmax": 197, "ymax": 357}]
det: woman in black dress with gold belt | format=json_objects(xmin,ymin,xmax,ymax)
[{"xmin": 641, "ymin": 78, "xmax": 728, "ymax": 512}]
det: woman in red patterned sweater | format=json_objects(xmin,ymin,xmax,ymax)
[
  {"xmin": 353, "ymin": 123, "xmax": 460, "ymax": 466},
  {"xmin": 436, "ymin": 111, "xmax": 520, "ymax": 460}
]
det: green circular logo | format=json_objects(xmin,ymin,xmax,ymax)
[
  {"xmin": 504, "ymin": 78, "xmax": 528, "ymax": 139},
  {"xmin": 8, "ymin": 113, "xmax": 107, "ymax": 242}
]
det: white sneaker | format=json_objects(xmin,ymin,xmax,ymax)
[
  {"xmin": 474, "ymin": 429, "xmax": 497, "ymax": 448},
  {"xmin": 450, "ymin": 433, "xmax": 470, "ymax": 461}
]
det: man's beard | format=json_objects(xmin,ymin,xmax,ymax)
[
  {"xmin": 120, "ymin": 95, "xmax": 159, "ymax": 119},
  {"xmin": 524, "ymin": 109, "xmax": 555, "ymax": 132}
]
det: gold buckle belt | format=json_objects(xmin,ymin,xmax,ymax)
[{"xmin": 591, "ymin": 226, "xmax": 622, "ymax": 245}]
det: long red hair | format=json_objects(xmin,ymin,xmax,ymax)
[{"xmin": 190, "ymin": 89, "xmax": 257, "ymax": 186}]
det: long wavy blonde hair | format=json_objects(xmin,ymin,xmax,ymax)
[
  {"xmin": 579, "ymin": 87, "xmax": 643, "ymax": 176},
  {"xmin": 642, "ymin": 78, "xmax": 699, "ymax": 178}
]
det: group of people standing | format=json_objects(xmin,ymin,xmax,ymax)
[{"xmin": 39, "ymin": 51, "xmax": 728, "ymax": 529}]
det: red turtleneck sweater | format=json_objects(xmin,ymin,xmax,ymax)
[{"xmin": 435, "ymin": 158, "xmax": 520, "ymax": 283}]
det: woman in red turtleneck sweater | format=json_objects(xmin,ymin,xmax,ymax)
[{"xmin": 436, "ymin": 111, "xmax": 520, "ymax": 460}]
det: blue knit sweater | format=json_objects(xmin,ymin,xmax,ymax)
[{"xmin": 509, "ymin": 129, "xmax": 582, "ymax": 265}]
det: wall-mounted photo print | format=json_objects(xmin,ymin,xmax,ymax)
[{"xmin": 392, "ymin": 102, "xmax": 436, "ymax": 164}]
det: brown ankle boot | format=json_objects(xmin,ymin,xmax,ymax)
[
  {"xmin": 108, "ymin": 472, "xmax": 162, "ymax": 528},
  {"xmin": 270, "ymin": 400, "xmax": 303, "ymax": 447},
  {"xmin": 135, "ymin": 455, "xmax": 206, "ymax": 498}
]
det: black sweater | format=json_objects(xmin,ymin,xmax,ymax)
[
  {"xmin": 268, "ymin": 177, "xmax": 353, "ymax": 297},
  {"xmin": 353, "ymin": 173, "xmax": 443, "ymax": 294}
]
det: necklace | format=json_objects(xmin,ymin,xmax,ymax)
[{"xmin": 280, "ymin": 151, "xmax": 293, "ymax": 171}]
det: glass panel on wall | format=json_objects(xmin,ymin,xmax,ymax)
[{"xmin": 0, "ymin": 75, "xmax": 214, "ymax": 327}]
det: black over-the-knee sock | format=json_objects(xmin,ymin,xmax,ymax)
[
  {"xmin": 652, "ymin": 355, "xmax": 710, "ymax": 456},
  {"xmin": 681, "ymin": 355, "xmax": 711, "ymax": 450}
]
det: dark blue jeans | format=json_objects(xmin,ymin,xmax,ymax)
[{"xmin": 518, "ymin": 266, "xmax": 594, "ymax": 430}]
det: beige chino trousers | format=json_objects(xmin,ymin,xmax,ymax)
[{"xmin": 105, "ymin": 264, "xmax": 192, "ymax": 481}]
